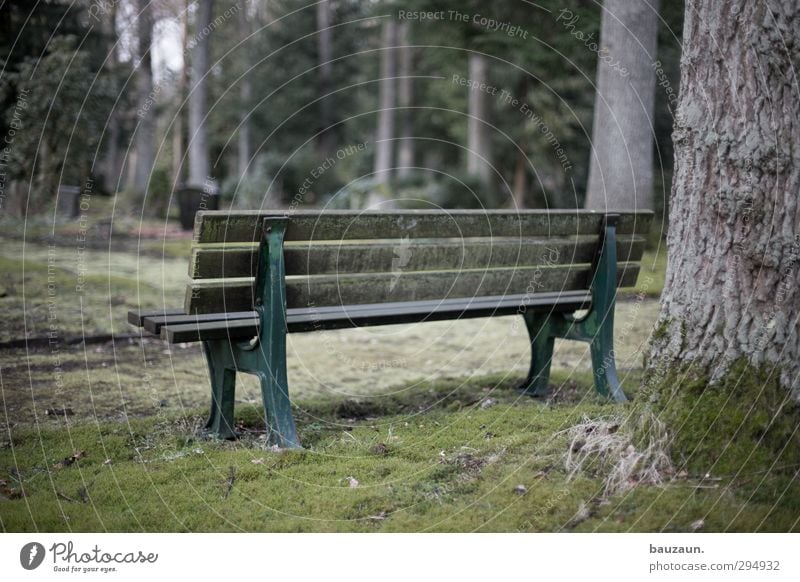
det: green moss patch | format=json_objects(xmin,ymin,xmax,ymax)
[{"xmin": 636, "ymin": 359, "xmax": 800, "ymax": 509}]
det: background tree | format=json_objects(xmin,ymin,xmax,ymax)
[
  {"xmin": 316, "ymin": 0, "xmax": 335, "ymax": 159},
  {"xmin": 370, "ymin": 17, "xmax": 398, "ymax": 203},
  {"xmin": 584, "ymin": 0, "xmax": 660, "ymax": 210},
  {"xmin": 645, "ymin": 0, "xmax": 800, "ymax": 474},
  {"xmin": 188, "ymin": 0, "xmax": 214, "ymax": 189},
  {"xmin": 128, "ymin": 0, "xmax": 156, "ymax": 204},
  {"xmin": 396, "ymin": 21, "xmax": 414, "ymax": 179},
  {"xmin": 465, "ymin": 53, "xmax": 491, "ymax": 188}
]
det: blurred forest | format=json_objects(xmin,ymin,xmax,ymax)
[{"xmin": 0, "ymin": 0, "xmax": 683, "ymax": 220}]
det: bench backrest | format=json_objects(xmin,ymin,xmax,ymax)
[{"xmin": 185, "ymin": 210, "xmax": 652, "ymax": 314}]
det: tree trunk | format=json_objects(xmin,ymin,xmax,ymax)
[
  {"xmin": 188, "ymin": 0, "xmax": 214, "ymax": 188},
  {"xmin": 316, "ymin": 0, "xmax": 335, "ymax": 158},
  {"xmin": 649, "ymin": 0, "xmax": 800, "ymax": 396},
  {"xmin": 512, "ymin": 148, "xmax": 527, "ymax": 208},
  {"xmin": 130, "ymin": 0, "xmax": 155, "ymax": 201},
  {"xmin": 173, "ymin": 0, "xmax": 188, "ymax": 187},
  {"xmin": 370, "ymin": 18, "xmax": 397, "ymax": 203},
  {"xmin": 466, "ymin": 53, "xmax": 491, "ymax": 187},
  {"xmin": 238, "ymin": 0, "xmax": 252, "ymax": 178},
  {"xmin": 396, "ymin": 22, "xmax": 414, "ymax": 179},
  {"xmin": 584, "ymin": 0, "xmax": 660, "ymax": 210},
  {"xmin": 102, "ymin": 1, "xmax": 122, "ymax": 193}
]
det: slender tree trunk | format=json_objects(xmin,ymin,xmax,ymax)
[
  {"xmin": 188, "ymin": 0, "xmax": 214, "ymax": 188},
  {"xmin": 396, "ymin": 21, "xmax": 414, "ymax": 178},
  {"xmin": 130, "ymin": 0, "xmax": 155, "ymax": 201},
  {"xmin": 238, "ymin": 0, "xmax": 252, "ymax": 178},
  {"xmin": 466, "ymin": 53, "xmax": 491, "ymax": 187},
  {"xmin": 585, "ymin": 0, "xmax": 660, "ymax": 210},
  {"xmin": 102, "ymin": 1, "xmax": 122, "ymax": 193},
  {"xmin": 649, "ymin": 0, "xmax": 800, "ymax": 396},
  {"xmin": 316, "ymin": 0, "xmax": 335, "ymax": 158},
  {"xmin": 173, "ymin": 0, "xmax": 188, "ymax": 187},
  {"xmin": 370, "ymin": 18, "xmax": 397, "ymax": 204},
  {"xmin": 512, "ymin": 149, "xmax": 527, "ymax": 208}
]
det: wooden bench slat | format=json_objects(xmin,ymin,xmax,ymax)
[
  {"xmin": 189, "ymin": 235, "xmax": 646, "ymax": 279},
  {"xmin": 193, "ymin": 210, "xmax": 653, "ymax": 243},
  {"xmin": 184, "ymin": 263, "xmax": 640, "ymax": 314},
  {"xmin": 143, "ymin": 310, "xmax": 257, "ymax": 335},
  {"xmin": 162, "ymin": 290, "xmax": 593, "ymax": 342},
  {"xmin": 127, "ymin": 308, "xmax": 185, "ymax": 327}
]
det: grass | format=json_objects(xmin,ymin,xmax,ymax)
[
  {"xmin": 3, "ymin": 224, "xmax": 795, "ymax": 533},
  {"xmin": 1, "ymin": 372, "xmax": 797, "ymax": 533}
]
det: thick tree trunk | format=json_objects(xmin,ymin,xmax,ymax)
[
  {"xmin": 466, "ymin": 53, "xmax": 492, "ymax": 187},
  {"xmin": 188, "ymin": 0, "xmax": 214, "ymax": 188},
  {"xmin": 649, "ymin": 0, "xmax": 800, "ymax": 397},
  {"xmin": 371, "ymin": 19, "xmax": 397, "ymax": 196},
  {"xmin": 130, "ymin": 0, "xmax": 155, "ymax": 201},
  {"xmin": 585, "ymin": 0, "xmax": 660, "ymax": 210},
  {"xmin": 238, "ymin": 0, "xmax": 252, "ymax": 178},
  {"xmin": 316, "ymin": 0, "xmax": 335, "ymax": 159},
  {"xmin": 396, "ymin": 22, "xmax": 414, "ymax": 178}
]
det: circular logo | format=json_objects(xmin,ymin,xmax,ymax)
[{"xmin": 20, "ymin": 542, "xmax": 46, "ymax": 570}]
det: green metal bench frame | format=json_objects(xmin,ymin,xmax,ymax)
[{"xmin": 200, "ymin": 214, "xmax": 625, "ymax": 449}]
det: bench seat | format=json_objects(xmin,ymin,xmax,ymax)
[{"xmin": 131, "ymin": 290, "xmax": 593, "ymax": 343}]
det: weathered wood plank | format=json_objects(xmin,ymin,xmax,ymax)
[
  {"xmin": 143, "ymin": 310, "xmax": 257, "ymax": 335},
  {"xmin": 164, "ymin": 291, "xmax": 594, "ymax": 342},
  {"xmin": 128, "ymin": 308, "xmax": 185, "ymax": 327},
  {"xmin": 189, "ymin": 235, "xmax": 647, "ymax": 279},
  {"xmin": 185, "ymin": 264, "xmax": 640, "ymax": 313},
  {"xmin": 193, "ymin": 210, "xmax": 653, "ymax": 243}
]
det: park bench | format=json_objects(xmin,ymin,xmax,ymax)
[{"xmin": 129, "ymin": 209, "xmax": 652, "ymax": 448}]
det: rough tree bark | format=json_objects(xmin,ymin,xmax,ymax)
[
  {"xmin": 396, "ymin": 21, "xmax": 414, "ymax": 178},
  {"xmin": 585, "ymin": 0, "xmax": 660, "ymax": 210},
  {"xmin": 466, "ymin": 53, "xmax": 492, "ymax": 188},
  {"xmin": 649, "ymin": 0, "xmax": 800, "ymax": 397},
  {"xmin": 130, "ymin": 0, "xmax": 156, "ymax": 200},
  {"xmin": 372, "ymin": 19, "xmax": 397, "ymax": 190},
  {"xmin": 188, "ymin": 0, "xmax": 214, "ymax": 188}
]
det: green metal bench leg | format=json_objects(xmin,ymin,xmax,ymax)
[
  {"xmin": 252, "ymin": 217, "xmax": 301, "ymax": 448},
  {"xmin": 590, "ymin": 334, "xmax": 625, "ymax": 402},
  {"xmin": 202, "ymin": 340, "xmax": 238, "ymax": 439},
  {"xmin": 519, "ymin": 311, "xmax": 556, "ymax": 397},
  {"xmin": 587, "ymin": 214, "xmax": 627, "ymax": 403},
  {"xmin": 256, "ymin": 367, "xmax": 300, "ymax": 448}
]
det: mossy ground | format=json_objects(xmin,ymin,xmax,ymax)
[
  {"xmin": 2, "ymin": 222, "xmax": 797, "ymax": 532},
  {"xmin": 2, "ymin": 371, "xmax": 797, "ymax": 532},
  {"xmin": 636, "ymin": 359, "xmax": 800, "ymax": 515}
]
